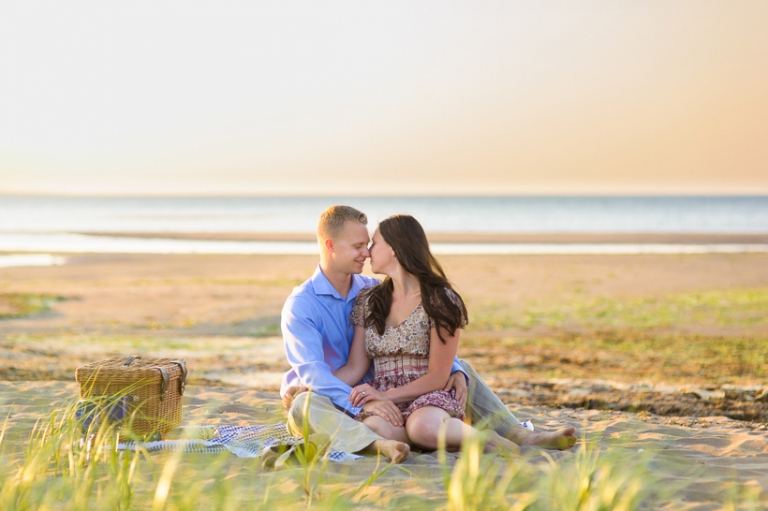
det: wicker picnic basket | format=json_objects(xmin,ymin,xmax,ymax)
[{"xmin": 75, "ymin": 356, "xmax": 187, "ymax": 436}]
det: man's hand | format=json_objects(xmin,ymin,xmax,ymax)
[
  {"xmin": 281, "ymin": 385, "xmax": 309, "ymax": 409},
  {"xmin": 362, "ymin": 400, "xmax": 404, "ymax": 427},
  {"xmin": 443, "ymin": 372, "xmax": 468, "ymax": 409},
  {"xmin": 350, "ymin": 383, "xmax": 386, "ymax": 407}
]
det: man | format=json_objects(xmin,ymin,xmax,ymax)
[{"xmin": 280, "ymin": 205, "xmax": 575, "ymax": 460}]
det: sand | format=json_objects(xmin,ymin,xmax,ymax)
[
  {"xmin": 1, "ymin": 381, "xmax": 766, "ymax": 508},
  {"xmin": 1, "ymin": 251, "xmax": 767, "ymax": 507},
  {"xmin": 3, "ymin": 252, "xmax": 768, "ymax": 337}
]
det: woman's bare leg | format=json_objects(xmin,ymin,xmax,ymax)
[
  {"xmin": 362, "ymin": 416, "xmax": 409, "ymax": 444},
  {"xmin": 361, "ymin": 416, "xmax": 410, "ymax": 462},
  {"xmin": 404, "ymin": 406, "xmax": 513, "ymax": 454}
]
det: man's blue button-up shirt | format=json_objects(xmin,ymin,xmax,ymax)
[{"xmin": 280, "ymin": 266, "xmax": 465, "ymax": 416}]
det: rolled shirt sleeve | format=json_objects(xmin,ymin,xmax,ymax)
[
  {"xmin": 281, "ymin": 294, "xmax": 363, "ymax": 416},
  {"xmin": 451, "ymin": 357, "xmax": 468, "ymax": 381}
]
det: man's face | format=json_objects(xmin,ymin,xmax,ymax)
[{"xmin": 329, "ymin": 221, "xmax": 370, "ymax": 275}]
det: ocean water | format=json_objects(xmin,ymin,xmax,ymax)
[
  {"xmin": 1, "ymin": 195, "xmax": 767, "ymax": 260},
  {"xmin": 1, "ymin": 195, "xmax": 767, "ymax": 234}
]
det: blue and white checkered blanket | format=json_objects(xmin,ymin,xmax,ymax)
[{"xmin": 116, "ymin": 424, "xmax": 360, "ymax": 463}]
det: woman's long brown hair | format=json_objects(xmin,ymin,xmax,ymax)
[{"xmin": 364, "ymin": 214, "xmax": 468, "ymax": 343}]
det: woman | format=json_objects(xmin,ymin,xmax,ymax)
[{"xmin": 334, "ymin": 214, "xmax": 516, "ymax": 453}]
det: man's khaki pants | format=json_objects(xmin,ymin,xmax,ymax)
[{"xmin": 287, "ymin": 360, "xmax": 522, "ymax": 453}]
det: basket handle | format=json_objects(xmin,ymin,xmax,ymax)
[
  {"xmin": 157, "ymin": 367, "xmax": 169, "ymax": 401},
  {"xmin": 124, "ymin": 355, "xmax": 139, "ymax": 367},
  {"xmin": 155, "ymin": 361, "xmax": 187, "ymax": 400},
  {"xmin": 170, "ymin": 360, "xmax": 187, "ymax": 395}
]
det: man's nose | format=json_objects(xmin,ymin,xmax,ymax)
[{"xmin": 362, "ymin": 246, "xmax": 371, "ymax": 257}]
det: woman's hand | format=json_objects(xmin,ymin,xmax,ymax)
[
  {"xmin": 350, "ymin": 383, "xmax": 386, "ymax": 407},
  {"xmin": 361, "ymin": 400, "xmax": 404, "ymax": 427}
]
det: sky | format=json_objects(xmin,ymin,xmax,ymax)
[{"xmin": 1, "ymin": 1, "xmax": 767, "ymax": 196}]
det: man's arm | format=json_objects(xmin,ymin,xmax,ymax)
[
  {"xmin": 450, "ymin": 357, "xmax": 467, "ymax": 378},
  {"xmin": 442, "ymin": 357, "xmax": 468, "ymax": 407},
  {"xmin": 333, "ymin": 325, "xmax": 371, "ymax": 386},
  {"xmin": 282, "ymin": 295, "xmax": 362, "ymax": 416}
]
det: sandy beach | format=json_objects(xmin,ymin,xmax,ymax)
[
  {"xmin": 1, "ymin": 250, "xmax": 767, "ymax": 507},
  {"xmin": 1, "ymin": 381, "xmax": 766, "ymax": 508}
]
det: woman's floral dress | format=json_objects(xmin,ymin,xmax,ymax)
[{"xmin": 350, "ymin": 288, "xmax": 465, "ymax": 422}]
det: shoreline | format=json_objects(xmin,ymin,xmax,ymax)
[
  {"xmin": 4, "ymin": 233, "xmax": 768, "ymax": 257},
  {"xmin": 73, "ymin": 231, "xmax": 768, "ymax": 244}
]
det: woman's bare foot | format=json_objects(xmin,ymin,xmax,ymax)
[
  {"xmin": 484, "ymin": 431, "xmax": 521, "ymax": 455},
  {"xmin": 372, "ymin": 439, "xmax": 410, "ymax": 463},
  {"xmin": 506, "ymin": 425, "xmax": 577, "ymax": 450}
]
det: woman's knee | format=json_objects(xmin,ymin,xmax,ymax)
[
  {"xmin": 363, "ymin": 416, "xmax": 402, "ymax": 440},
  {"xmin": 362, "ymin": 416, "xmax": 392, "ymax": 434},
  {"xmin": 406, "ymin": 412, "xmax": 446, "ymax": 449}
]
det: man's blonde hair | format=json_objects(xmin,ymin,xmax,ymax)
[{"xmin": 317, "ymin": 205, "xmax": 368, "ymax": 240}]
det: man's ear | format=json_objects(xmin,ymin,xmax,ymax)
[{"xmin": 324, "ymin": 237, "xmax": 334, "ymax": 253}]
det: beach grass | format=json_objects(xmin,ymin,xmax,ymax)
[
  {"xmin": 463, "ymin": 287, "xmax": 768, "ymax": 386},
  {"xmin": 2, "ymin": 381, "xmax": 765, "ymax": 511},
  {"xmin": 468, "ymin": 287, "xmax": 768, "ymax": 332},
  {"xmin": 463, "ymin": 332, "xmax": 768, "ymax": 385},
  {"xmin": 0, "ymin": 294, "xmax": 68, "ymax": 320},
  {"xmin": 3, "ymin": 401, "xmax": 748, "ymax": 511},
  {"xmin": 3, "ymin": 286, "xmax": 766, "ymax": 389}
]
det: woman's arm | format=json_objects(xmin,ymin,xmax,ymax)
[
  {"xmin": 333, "ymin": 325, "xmax": 371, "ymax": 386},
  {"xmin": 351, "ymin": 326, "xmax": 459, "ymax": 406}
]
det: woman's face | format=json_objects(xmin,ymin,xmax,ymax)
[{"xmin": 368, "ymin": 228, "xmax": 396, "ymax": 275}]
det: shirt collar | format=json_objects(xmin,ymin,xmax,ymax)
[
  {"xmin": 310, "ymin": 265, "xmax": 344, "ymax": 300},
  {"xmin": 310, "ymin": 265, "xmax": 365, "ymax": 303}
]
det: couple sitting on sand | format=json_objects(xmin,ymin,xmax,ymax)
[{"xmin": 279, "ymin": 205, "xmax": 576, "ymax": 462}]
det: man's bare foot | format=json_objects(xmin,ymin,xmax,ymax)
[
  {"xmin": 484, "ymin": 431, "xmax": 521, "ymax": 456},
  {"xmin": 372, "ymin": 439, "xmax": 410, "ymax": 463},
  {"xmin": 506, "ymin": 425, "xmax": 577, "ymax": 450}
]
